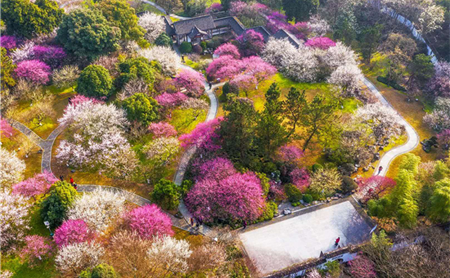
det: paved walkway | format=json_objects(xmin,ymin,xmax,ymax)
[
  {"xmin": 141, "ymin": 0, "xmax": 190, "ymax": 20},
  {"xmin": 362, "ymin": 77, "xmax": 420, "ymax": 177}
]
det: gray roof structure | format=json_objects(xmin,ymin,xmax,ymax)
[
  {"xmin": 188, "ymin": 26, "xmax": 208, "ymax": 38},
  {"xmin": 273, "ymin": 29, "xmax": 302, "ymax": 48},
  {"xmin": 213, "ymin": 16, "xmax": 246, "ymax": 35},
  {"xmin": 172, "ymin": 15, "xmax": 216, "ymax": 35}
]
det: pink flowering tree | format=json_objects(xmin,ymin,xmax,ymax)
[
  {"xmin": 174, "ymin": 69, "xmax": 205, "ymax": 97},
  {"xmin": 0, "ymin": 118, "xmax": 14, "ymax": 138},
  {"xmin": 179, "ymin": 117, "xmax": 223, "ymax": 152},
  {"xmin": 276, "ymin": 145, "xmax": 304, "ymax": 163},
  {"xmin": 357, "ymin": 176, "xmax": 396, "ymax": 202},
  {"xmin": 305, "ymin": 37, "xmax": 336, "ymax": 50},
  {"xmin": 54, "ymin": 220, "xmax": 93, "ymax": 247},
  {"xmin": 124, "ymin": 204, "xmax": 174, "ymax": 239},
  {"xmin": 0, "ymin": 35, "xmax": 18, "ymax": 50},
  {"xmin": 348, "ymin": 254, "xmax": 377, "ymax": 278},
  {"xmin": 437, "ymin": 129, "xmax": 450, "ymax": 151},
  {"xmin": 12, "ymin": 171, "xmax": 58, "ymax": 198},
  {"xmin": 66, "ymin": 95, "xmax": 104, "ymax": 111},
  {"xmin": 15, "ymin": 59, "xmax": 51, "ymax": 85},
  {"xmin": 230, "ymin": 74, "xmax": 257, "ymax": 93},
  {"xmin": 149, "ymin": 122, "xmax": 178, "ymax": 138},
  {"xmin": 20, "ymin": 235, "xmax": 53, "ymax": 266},
  {"xmin": 33, "ymin": 45, "xmax": 66, "ymax": 68},
  {"xmin": 426, "ymin": 61, "xmax": 450, "ymax": 98},
  {"xmin": 266, "ymin": 12, "xmax": 308, "ymax": 39},
  {"xmin": 186, "ymin": 170, "xmax": 265, "ymax": 223},
  {"xmin": 155, "ymin": 92, "xmax": 188, "ymax": 108},
  {"xmin": 237, "ymin": 29, "xmax": 265, "ymax": 57},
  {"xmin": 289, "ymin": 168, "xmax": 310, "ymax": 192},
  {"xmin": 214, "ymin": 43, "xmax": 240, "ymax": 59},
  {"xmin": 206, "ymin": 55, "xmax": 243, "ymax": 80},
  {"xmin": 241, "ymin": 56, "xmax": 277, "ymax": 82},
  {"xmin": 191, "ymin": 157, "xmax": 237, "ymax": 182},
  {"xmin": 205, "ymin": 3, "xmax": 223, "ymax": 13}
]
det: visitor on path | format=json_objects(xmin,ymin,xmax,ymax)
[
  {"xmin": 209, "ymin": 82, "xmax": 212, "ymax": 90},
  {"xmin": 378, "ymin": 166, "xmax": 383, "ymax": 175},
  {"xmin": 73, "ymin": 183, "xmax": 77, "ymax": 190},
  {"xmin": 182, "ymin": 55, "xmax": 185, "ymax": 63},
  {"xmin": 335, "ymin": 237, "xmax": 340, "ymax": 247},
  {"xmin": 243, "ymin": 220, "xmax": 247, "ymax": 230},
  {"xmin": 70, "ymin": 177, "xmax": 74, "ymax": 185},
  {"xmin": 59, "ymin": 175, "xmax": 64, "ymax": 181},
  {"xmin": 190, "ymin": 217, "xmax": 194, "ymax": 226}
]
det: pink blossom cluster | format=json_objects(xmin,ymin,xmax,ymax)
[
  {"xmin": 20, "ymin": 235, "xmax": 53, "ymax": 264},
  {"xmin": 205, "ymin": 2, "xmax": 223, "ymax": 13},
  {"xmin": 206, "ymin": 54, "xmax": 276, "ymax": 85},
  {"xmin": 236, "ymin": 30, "xmax": 265, "ymax": 57},
  {"xmin": 179, "ymin": 117, "xmax": 223, "ymax": 151},
  {"xmin": 155, "ymin": 92, "xmax": 188, "ymax": 108},
  {"xmin": 191, "ymin": 157, "xmax": 236, "ymax": 182},
  {"xmin": 0, "ymin": 118, "xmax": 14, "ymax": 138},
  {"xmin": 427, "ymin": 61, "xmax": 450, "ymax": 98},
  {"xmin": 214, "ymin": 43, "xmax": 241, "ymax": 59},
  {"xmin": 230, "ymin": 1, "xmax": 268, "ymax": 16},
  {"xmin": 266, "ymin": 12, "xmax": 308, "ymax": 39},
  {"xmin": 437, "ymin": 129, "xmax": 450, "ymax": 150},
  {"xmin": 186, "ymin": 157, "xmax": 265, "ymax": 222},
  {"xmin": 348, "ymin": 254, "xmax": 377, "ymax": 278},
  {"xmin": 0, "ymin": 35, "xmax": 18, "ymax": 50},
  {"xmin": 149, "ymin": 122, "xmax": 177, "ymax": 138},
  {"xmin": 305, "ymin": 37, "xmax": 336, "ymax": 50},
  {"xmin": 357, "ymin": 176, "xmax": 396, "ymax": 202},
  {"xmin": 15, "ymin": 59, "xmax": 51, "ymax": 85},
  {"xmin": 289, "ymin": 168, "xmax": 310, "ymax": 192},
  {"xmin": 12, "ymin": 171, "xmax": 58, "ymax": 198},
  {"xmin": 67, "ymin": 95, "xmax": 104, "ymax": 110},
  {"xmin": 54, "ymin": 219, "xmax": 93, "ymax": 247},
  {"xmin": 277, "ymin": 145, "xmax": 304, "ymax": 163},
  {"xmin": 174, "ymin": 69, "xmax": 206, "ymax": 97},
  {"xmin": 33, "ymin": 45, "xmax": 66, "ymax": 67},
  {"xmin": 269, "ymin": 181, "xmax": 286, "ymax": 200},
  {"xmin": 229, "ymin": 74, "xmax": 257, "ymax": 91},
  {"xmin": 124, "ymin": 204, "xmax": 174, "ymax": 239}
]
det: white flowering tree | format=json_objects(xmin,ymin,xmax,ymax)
[
  {"xmin": 263, "ymin": 38, "xmax": 318, "ymax": 82},
  {"xmin": 355, "ymin": 103, "xmax": 404, "ymax": 143},
  {"xmin": 10, "ymin": 42, "xmax": 35, "ymax": 64},
  {"xmin": 138, "ymin": 12, "xmax": 165, "ymax": 43},
  {"xmin": 328, "ymin": 64, "xmax": 363, "ymax": 96},
  {"xmin": 139, "ymin": 46, "xmax": 180, "ymax": 76},
  {"xmin": 147, "ymin": 235, "xmax": 192, "ymax": 275},
  {"xmin": 0, "ymin": 148, "xmax": 26, "ymax": 188},
  {"xmin": 55, "ymin": 242, "xmax": 105, "ymax": 276},
  {"xmin": 424, "ymin": 97, "xmax": 450, "ymax": 132},
  {"xmin": 144, "ymin": 137, "xmax": 180, "ymax": 166},
  {"xmin": 324, "ymin": 42, "xmax": 358, "ymax": 71},
  {"xmin": 67, "ymin": 188, "xmax": 126, "ymax": 232},
  {"xmin": 308, "ymin": 15, "xmax": 331, "ymax": 37},
  {"xmin": 56, "ymin": 99, "xmax": 138, "ymax": 179},
  {"xmin": 0, "ymin": 189, "xmax": 31, "ymax": 251}
]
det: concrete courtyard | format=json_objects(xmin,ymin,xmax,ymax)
[{"xmin": 239, "ymin": 200, "xmax": 373, "ymax": 276}]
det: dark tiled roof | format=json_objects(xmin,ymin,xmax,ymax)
[
  {"xmin": 273, "ymin": 29, "xmax": 301, "ymax": 48},
  {"xmin": 163, "ymin": 16, "xmax": 175, "ymax": 36},
  {"xmin": 172, "ymin": 15, "xmax": 215, "ymax": 35},
  {"xmin": 188, "ymin": 26, "xmax": 208, "ymax": 38},
  {"xmin": 213, "ymin": 16, "xmax": 246, "ymax": 35},
  {"xmin": 248, "ymin": 26, "xmax": 272, "ymax": 42}
]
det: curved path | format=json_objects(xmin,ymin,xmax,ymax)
[
  {"xmin": 362, "ymin": 77, "xmax": 420, "ymax": 177},
  {"xmin": 140, "ymin": 0, "xmax": 190, "ymax": 20}
]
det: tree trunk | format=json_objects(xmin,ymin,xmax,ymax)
[{"xmin": 302, "ymin": 127, "xmax": 317, "ymax": 151}]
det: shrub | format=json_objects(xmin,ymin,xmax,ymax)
[
  {"xmin": 15, "ymin": 60, "xmax": 51, "ymax": 85},
  {"xmin": 79, "ymin": 263, "xmax": 118, "ymax": 278},
  {"xmin": 116, "ymin": 57, "xmax": 155, "ymax": 89},
  {"xmin": 192, "ymin": 44, "xmax": 203, "ymax": 54},
  {"xmin": 256, "ymin": 201, "xmax": 278, "ymax": 222},
  {"xmin": 124, "ymin": 204, "xmax": 174, "ymax": 238},
  {"xmin": 311, "ymin": 163, "xmax": 323, "ymax": 172},
  {"xmin": 40, "ymin": 181, "xmax": 77, "ymax": 229},
  {"xmin": 180, "ymin": 42, "xmax": 192, "ymax": 54},
  {"xmin": 284, "ymin": 183, "xmax": 303, "ymax": 203},
  {"xmin": 121, "ymin": 93, "xmax": 160, "ymax": 126},
  {"xmin": 155, "ymin": 33, "xmax": 172, "ymax": 47},
  {"xmin": 222, "ymin": 82, "xmax": 239, "ymax": 98},
  {"xmin": 377, "ymin": 76, "xmax": 406, "ymax": 92},
  {"xmin": 77, "ymin": 65, "xmax": 113, "ymax": 98},
  {"xmin": 341, "ymin": 176, "xmax": 357, "ymax": 193},
  {"xmin": 302, "ymin": 194, "xmax": 313, "ymax": 203},
  {"xmin": 150, "ymin": 179, "xmax": 180, "ymax": 210}
]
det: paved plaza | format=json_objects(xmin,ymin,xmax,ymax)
[{"xmin": 239, "ymin": 200, "xmax": 373, "ymax": 276}]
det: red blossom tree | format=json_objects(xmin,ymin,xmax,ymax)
[
  {"xmin": 348, "ymin": 254, "xmax": 377, "ymax": 278},
  {"xmin": 214, "ymin": 43, "xmax": 240, "ymax": 59},
  {"xmin": 289, "ymin": 168, "xmax": 310, "ymax": 192},
  {"xmin": 54, "ymin": 219, "xmax": 93, "ymax": 247},
  {"xmin": 174, "ymin": 69, "xmax": 205, "ymax": 97},
  {"xmin": 0, "ymin": 118, "xmax": 14, "ymax": 138},
  {"xmin": 179, "ymin": 117, "xmax": 223, "ymax": 152},
  {"xmin": 149, "ymin": 122, "xmax": 177, "ymax": 138},
  {"xmin": 357, "ymin": 176, "xmax": 396, "ymax": 202},
  {"xmin": 33, "ymin": 45, "xmax": 66, "ymax": 68},
  {"xmin": 12, "ymin": 171, "xmax": 58, "ymax": 198},
  {"xmin": 236, "ymin": 29, "xmax": 265, "ymax": 57},
  {"xmin": 15, "ymin": 59, "xmax": 51, "ymax": 85},
  {"xmin": 124, "ymin": 204, "xmax": 174, "ymax": 239}
]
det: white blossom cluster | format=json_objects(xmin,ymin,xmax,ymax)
[
  {"xmin": 0, "ymin": 148, "xmax": 26, "ymax": 188},
  {"xmin": 138, "ymin": 12, "xmax": 165, "ymax": 43},
  {"xmin": 55, "ymin": 242, "xmax": 105, "ymax": 275},
  {"xmin": 147, "ymin": 235, "xmax": 192, "ymax": 273},
  {"xmin": 138, "ymin": 46, "xmax": 181, "ymax": 76}
]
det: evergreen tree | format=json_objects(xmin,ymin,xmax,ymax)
[
  {"xmin": 282, "ymin": 0, "xmax": 319, "ymax": 22},
  {"xmin": 283, "ymin": 87, "xmax": 306, "ymax": 139}
]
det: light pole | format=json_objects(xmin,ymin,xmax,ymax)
[{"xmin": 44, "ymin": 221, "xmax": 54, "ymax": 237}]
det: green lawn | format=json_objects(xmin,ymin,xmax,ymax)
[{"xmin": 170, "ymin": 108, "xmax": 207, "ymax": 134}]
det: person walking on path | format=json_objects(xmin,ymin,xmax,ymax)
[
  {"xmin": 335, "ymin": 237, "xmax": 340, "ymax": 247},
  {"xmin": 70, "ymin": 177, "xmax": 74, "ymax": 185},
  {"xmin": 59, "ymin": 175, "xmax": 64, "ymax": 181},
  {"xmin": 190, "ymin": 217, "xmax": 194, "ymax": 226},
  {"xmin": 377, "ymin": 166, "xmax": 383, "ymax": 175},
  {"xmin": 209, "ymin": 82, "xmax": 212, "ymax": 90},
  {"xmin": 243, "ymin": 220, "xmax": 247, "ymax": 230}
]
